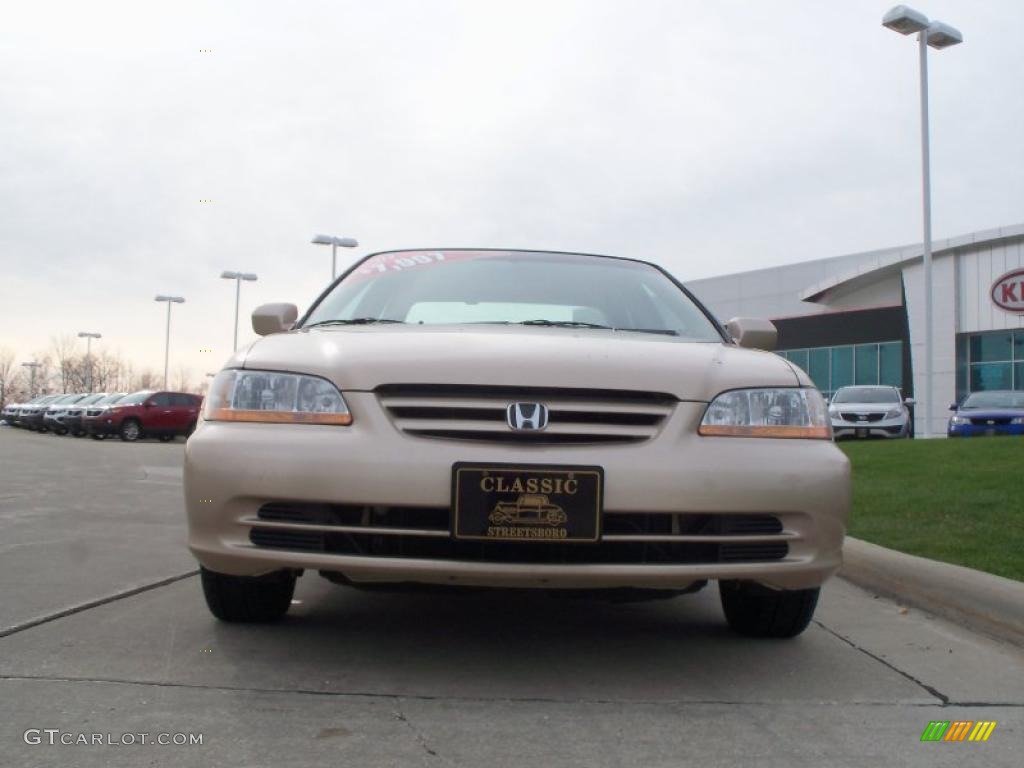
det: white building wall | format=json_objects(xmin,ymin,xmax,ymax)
[
  {"xmin": 902, "ymin": 256, "xmax": 957, "ymax": 437},
  {"xmin": 956, "ymin": 239, "xmax": 1024, "ymax": 334}
]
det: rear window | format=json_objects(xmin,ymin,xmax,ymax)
[{"xmin": 170, "ymin": 393, "xmax": 196, "ymax": 406}]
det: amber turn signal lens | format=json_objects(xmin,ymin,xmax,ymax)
[
  {"xmin": 206, "ymin": 408, "xmax": 352, "ymax": 426},
  {"xmin": 698, "ymin": 424, "xmax": 831, "ymax": 439}
]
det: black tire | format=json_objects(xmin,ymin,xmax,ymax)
[
  {"xmin": 200, "ymin": 567, "xmax": 296, "ymax": 623},
  {"xmin": 185, "ymin": 420, "xmax": 197, "ymax": 437},
  {"xmin": 91, "ymin": 434, "xmax": 106, "ymax": 441},
  {"xmin": 158, "ymin": 434, "xmax": 173, "ymax": 443},
  {"xmin": 119, "ymin": 419, "xmax": 141, "ymax": 442},
  {"xmin": 719, "ymin": 580, "xmax": 820, "ymax": 638}
]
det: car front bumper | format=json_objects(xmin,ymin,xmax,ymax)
[
  {"xmin": 948, "ymin": 423, "xmax": 1024, "ymax": 437},
  {"xmin": 85, "ymin": 415, "xmax": 119, "ymax": 436},
  {"xmin": 185, "ymin": 395, "xmax": 851, "ymax": 591},
  {"xmin": 831, "ymin": 416, "xmax": 907, "ymax": 439}
]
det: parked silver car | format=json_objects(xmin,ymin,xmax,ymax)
[{"xmin": 828, "ymin": 385, "xmax": 912, "ymax": 439}]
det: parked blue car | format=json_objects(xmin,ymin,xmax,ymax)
[{"xmin": 948, "ymin": 390, "xmax": 1024, "ymax": 437}]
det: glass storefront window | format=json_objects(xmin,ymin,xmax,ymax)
[
  {"xmin": 855, "ymin": 344, "xmax": 879, "ymax": 385},
  {"xmin": 777, "ymin": 341, "xmax": 902, "ymax": 398},
  {"xmin": 830, "ymin": 347, "xmax": 854, "ymax": 390},
  {"xmin": 969, "ymin": 332, "xmax": 1012, "ymax": 362},
  {"xmin": 808, "ymin": 349, "xmax": 830, "ymax": 393},
  {"xmin": 957, "ymin": 330, "xmax": 1024, "ymax": 397},
  {"xmin": 880, "ymin": 342, "xmax": 902, "ymax": 388},
  {"xmin": 970, "ymin": 363, "xmax": 1012, "ymax": 392}
]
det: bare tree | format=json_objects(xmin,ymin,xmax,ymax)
[
  {"xmin": 135, "ymin": 369, "xmax": 160, "ymax": 390},
  {"xmin": 174, "ymin": 364, "xmax": 193, "ymax": 393},
  {"xmin": 0, "ymin": 347, "xmax": 14, "ymax": 408},
  {"xmin": 49, "ymin": 334, "xmax": 79, "ymax": 393}
]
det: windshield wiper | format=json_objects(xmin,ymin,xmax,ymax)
[
  {"xmin": 516, "ymin": 319, "xmax": 613, "ymax": 329},
  {"xmin": 485, "ymin": 319, "xmax": 679, "ymax": 336},
  {"xmin": 612, "ymin": 327, "xmax": 679, "ymax": 336},
  {"xmin": 304, "ymin": 318, "xmax": 405, "ymax": 328}
]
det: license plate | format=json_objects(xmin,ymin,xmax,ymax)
[
  {"xmin": 857, "ymin": 428, "xmax": 868, "ymax": 438},
  {"xmin": 452, "ymin": 464, "xmax": 603, "ymax": 543}
]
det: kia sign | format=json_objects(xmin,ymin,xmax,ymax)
[{"xmin": 991, "ymin": 269, "xmax": 1024, "ymax": 313}]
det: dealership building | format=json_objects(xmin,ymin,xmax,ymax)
[{"xmin": 686, "ymin": 223, "xmax": 1024, "ymax": 436}]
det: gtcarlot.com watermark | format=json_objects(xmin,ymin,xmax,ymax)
[{"xmin": 24, "ymin": 729, "xmax": 203, "ymax": 747}]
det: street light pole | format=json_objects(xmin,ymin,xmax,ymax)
[
  {"xmin": 154, "ymin": 295, "xmax": 185, "ymax": 389},
  {"xmin": 220, "ymin": 271, "xmax": 258, "ymax": 350},
  {"xmin": 882, "ymin": 6, "xmax": 962, "ymax": 438},
  {"xmin": 311, "ymin": 234, "xmax": 359, "ymax": 281},
  {"xmin": 78, "ymin": 332, "xmax": 102, "ymax": 391},
  {"xmin": 21, "ymin": 361, "xmax": 42, "ymax": 397},
  {"xmin": 918, "ymin": 28, "xmax": 934, "ymax": 440}
]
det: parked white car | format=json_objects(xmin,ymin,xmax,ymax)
[{"xmin": 828, "ymin": 385, "xmax": 912, "ymax": 439}]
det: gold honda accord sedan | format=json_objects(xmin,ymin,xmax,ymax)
[{"xmin": 185, "ymin": 249, "xmax": 850, "ymax": 637}]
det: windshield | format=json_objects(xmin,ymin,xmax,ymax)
[
  {"xmin": 961, "ymin": 391, "xmax": 1024, "ymax": 409},
  {"xmin": 97, "ymin": 393, "xmax": 127, "ymax": 405},
  {"xmin": 831, "ymin": 387, "xmax": 900, "ymax": 404},
  {"xmin": 304, "ymin": 250, "xmax": 722, "ymax": 340},
  {"xmin": 77, "ymin": 394, "xmax": 106, "ymax": 406},
  {"xmin": 118, "ymin": 391, "xmax": 153, "ymax": 405}
]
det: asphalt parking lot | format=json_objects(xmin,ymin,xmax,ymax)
[{"xmin": 0, "ymin": 427, "xmax": 1021, "ymax": 767}]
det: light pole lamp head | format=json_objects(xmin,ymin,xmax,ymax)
[
  {"xmin": 311, "ymin": 234, "xmax": 359, "ymax": 248},
  {"xmin": 926, "ymin": 21, "xmax": 963, "ymax": 49},
  {"xmin": 78, "ymin": 332, "xmax": 102, "ymax": 339},
  {"xmin": 155, "ymin": 295, "xmax": 185, "ymax": 303},
  {"xmin": 220, "ymin": 271, "xmax": 258, "ymax": 281},
  {"xmin": 882, "ymin": 5, "xmax": 929, "ymax": 34}
]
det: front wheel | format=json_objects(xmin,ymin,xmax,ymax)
[
  {"xmin": 120, "ymin": 420, "xmax": 141, "ymax": 442},
  {"xmin": 719, "ymin": 580, "xmax": 820, "ymax": 638},
  {"xmin": 158, "ymin": 434, "xmax": 173, "ymax": 443},
  {"xmin": 200, "ymin": 567, "xmax": 296, "ymax": 623}
]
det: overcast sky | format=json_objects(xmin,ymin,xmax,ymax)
[{"xmin": 1, "ymin": 0, "xmax": 1021, "ymax": 383}]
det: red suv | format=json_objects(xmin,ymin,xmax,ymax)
[{"xmin": 87, "ymin": 390, "xmax": 202, "ymax": 442}]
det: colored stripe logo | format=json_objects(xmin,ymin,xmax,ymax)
[{"xmin": 921, "ymin": 721, "xmax": 997, "ymax": 742}]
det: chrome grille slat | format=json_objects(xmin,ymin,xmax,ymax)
[{"xmin": 378, "ymin": 384, "xmax": 675, "ymax": 444}]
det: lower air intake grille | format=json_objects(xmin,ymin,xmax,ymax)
[{"xmin": 248, "ymin": 504, "xmax": 790, "ymax": 565}]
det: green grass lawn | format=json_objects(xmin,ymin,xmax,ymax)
[{"xmin": 840, "ymin": 438, "xmax": 1023, "ymax": 581}]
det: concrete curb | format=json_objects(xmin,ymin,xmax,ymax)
[{"xmin": 839, "ymin": 537, "xmax": 1024, "ymax": 647}]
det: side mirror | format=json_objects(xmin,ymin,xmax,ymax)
[
  {"xmin": 144, "ymin": 402, "xmax": 154, "ymax": 408},
  {"xmin": 253, "ymin": 303, "xmax": 298, "ymax": 336},
  {"xmin": 725, "ymin": 317, "xmax": 778, "ymax": 351},
  {"xmin": 904, "ymin": 397, "xmax": 916, "ymax": 406},
  {"xmin": 949, "ymin": 403, "xmax": 958, "ymax": 411}
]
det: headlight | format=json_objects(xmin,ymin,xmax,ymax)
[
  {"xmin": 884, "ymin": 407, "xmax": 902, "ymax": 419},
  {"xmin": 949, "ymin": 415, "xmax": 968, "ymax": 425},
  {"xmin": 699, "ymin": 388, "xmax": 830, "ymax": 439},
  {"xmin": 204, "ymin": 369, "xmax": 352, "ymax": 425}
]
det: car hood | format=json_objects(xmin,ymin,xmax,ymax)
[
  {"xmin": 955, "ymin": 408, "xmax": 1024, "ymax": 419},
  {"xmin": 233, "ymin": 326, "xmax": 801, "ymax": 402}
]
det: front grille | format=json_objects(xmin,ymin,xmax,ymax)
[
  {"xmin": 376, "ymin": 384, "xmax": 676, "ymax": 444},
  {"xmin": 839, "ymin": 412, "xmax": 885, "ymax": 422},
  {"xmin": 247, "ymin": 503, "xmax": 790, "ymax": 565},
  {"xmin": 85, "ymin": 409, "xmax": 103, "ymax": 417},
  {"xmin": 969, "ymin": 417, "xmax": 1011, "ymax": 426}
]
